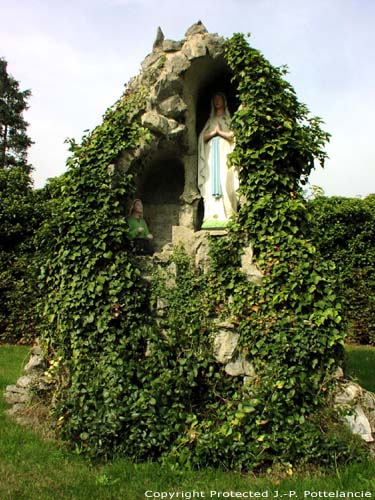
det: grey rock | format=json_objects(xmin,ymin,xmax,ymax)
[
  {"xmin": 225, "ymin": 356, "xmax": 255, "ymax": 377},
  {"xmin": 158, "ymin": 95, "xmax": 187, "ymax": 119},
  {"xmin": 5, "ymin": 384, "xmax": 26, "ymax": 394},
  {"xmin": 163, "ymin": 39, "xmax": 183, "ymax": 52},
  {"xmin": 7, "ymin": 403, "xmax": 26, "ymax": 416},
  {"xmin": 206, "ymin": 35, "xmax": 225, "ymax": 59},
  {"xmin": 24, "ymin": 354, "xmax": 46, "ymax": 374},
  {"xmin": 165, "ymin": 53, "xmax": 190, "ymax": 75},
  {"xmin": 333, "ymin": 367, "xmax": 344, "ymax": 379},
  {"xmin": 31, "ymin": 344, "xmax": 42, "ymax": 356},
  {"xmin": 153, "ymin": 74, "xmax": 183, "ymax": 101},
  {"xmin": 345, "ymin": 406, "xmax": 374, "ymax": 443},
  {"xmin": 334, "ymin": 381, "xmax": 375, "ymax": 443},
  {"xmin": 182, "ymin": 38, "xmax": 207, "ymax": 60},
  {"xmin": 4, "ymin": 387, "xmax": 28, "ymax": 405},
  {"xmin": 213, "ymin": 331, "xmax": 239, "ymax": 364},
  {"xmin": 156, "ymin": 297, "xmax": 168, "ymax": 316},
  {"xmin": 363, "ymin": 392, "xmax": 375, "ymax": 410},
  {"xmin": 153, "ymin": 27, "xmax": 165, "ymax": 49},
  {"xmin": 141, "ymin": 51, "xmax": 164, "ymax": 72},
  {"xmin": 141, "ymin": 111, "xmax": 170, "ymax": 135},
  {"xmin": 17, "ymin": 375, "xmax": 33, "ymax": 388},
  {"xmin": 171, "ymin": 227, "xmax": 212, "ymax": 273},
  {"xmin": 240, "ymin": 244, "xmax": 263, "ymax": 285},
  {"xmin": 185, "ymin": 21, "xmax": 208, "ymax": 37},
  {"xmin": 167, "ymin": 120, "xmax": 185, "ymax": 139},
  {"xmin": 215, "ymin": 320, "xmax": 235, "ymax": 330},
  {"xmin": 335, "ymin": 382, "xmax": 362, "ymax": 405}
]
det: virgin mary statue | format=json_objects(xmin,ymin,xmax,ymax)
[{"xmin": 198, "ymin": 92, "xmax": 238, "ymax": 229}]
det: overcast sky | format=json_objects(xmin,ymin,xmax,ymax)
[{"xmin": 1, "ymin": 0, "xmax": 374, "ymax": 197}]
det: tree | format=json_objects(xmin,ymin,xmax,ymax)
[
  {"xmin": 0, "ymin": 58, "xmax": 33, "ymax": 171},
  {"xmin": 0, "ymin": 166, "xmax": 44, "ymax": 342},
  {"xmin": 0, "ymin": 59, "xmax": 37, "ymax": 342}
]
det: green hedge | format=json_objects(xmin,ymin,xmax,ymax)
[
  {"xmin": 0, "ymin": 167, "xmax": 44, "ymax": 343},
  {"xmin": 308, "ymin": 195, "xmax": 375, "ymax": 344}
]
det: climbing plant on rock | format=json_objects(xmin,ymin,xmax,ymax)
[
  {"xmin": 197, "ymin": 32, "xmax": 353, "ymax": 466},
  {"xmin": 37, "ymin": 32, "xmax": 366, "ymax": 469},
  {"xmin": 38, "ymin": 88, "xmax": 156, "ymax": 456}
]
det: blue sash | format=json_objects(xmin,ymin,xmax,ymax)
[{"xmin": 211, "ymin": 136, "xmax": 222, "ymax": 197}]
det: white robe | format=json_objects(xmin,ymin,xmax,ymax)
[{"xmin": 198, "ymin": 113, "xmax": 238, "ymax": 228}]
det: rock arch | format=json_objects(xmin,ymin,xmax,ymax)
[{"xmin": 116, "ymin": 22, "xmax": 238, "ymax": 248}]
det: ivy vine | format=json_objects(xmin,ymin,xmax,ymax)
[{"xmin": 37, "ymin": 33, "xmax": 367, "ymax": 470}]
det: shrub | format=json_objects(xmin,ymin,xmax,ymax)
[{"xmin": 308, "ymin": 195, "xmax": 375, "ymax": 344}]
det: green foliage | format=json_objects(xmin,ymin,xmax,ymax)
[
  {"xmin": 308, "ymin": 195, "xmax": 375, "ymax": 344},
  {"xmin": 37, "ymin": 33, "xmax": 362, "ymax": 470},
  {"xmin": 1, "ymin": 346, "xmax": 374, "ymax": 499},
  {"xmin": 37, "ymin": 87, "xmax": 156, "ymax": 456},
  {"xmin": 185, "ymin": 32, "xmax": 350, "ymax": 468},
  {"xmin": 0, "ymin": 60, "xmax": 40, "ymax": 342},
  {"xmin": 0, "ymin": 58, "xmax": 33, "ymax": 171},
  {"xmin": 0, "ymin": 167, "xmax": 43, "ymax": 343}
]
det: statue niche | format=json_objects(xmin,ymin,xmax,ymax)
[
  {"xmin": 197, "ymin": 92, "xmax": 238, "ymax": 229},
  {"xmin": 137, "ymin": 155, "xmax": 185, "ymax": 251}
]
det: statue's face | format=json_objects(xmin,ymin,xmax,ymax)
[
  {"xmin": 213, "ymin": 94, "xmax": 225, "ymax": 109},
  {"xmin": 134, "ymin": 200, "xmax": 143, "ymax": 211}
]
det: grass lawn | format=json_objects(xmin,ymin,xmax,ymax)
[{"xmin": 1, "ymin": 344, "xmax": 375, "ymax": 499}]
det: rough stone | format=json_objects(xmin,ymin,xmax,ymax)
[
  {"xmin": 166, "ymin": 117, "xmax": 185, "ymax": 132},
  {"xmin": 363, "ymin": 391, "xmax": 375, "ymax": 411},
  {"xmin": 24, "ymin": 354, "xmax": 46, "ymax": 374},
  {"xmin": 158, "ymin": 95, "xmax": 187, "ymax": 119},
  {"xmin": 171, "ymin": 226, "xmax": 212, "ymax": 272},
  {"xmin": 333, "ymin": 366, "xmax": 344, "ymax": 379},
  {"xmin": 215, "ymin": 320, "xmax": 235, "ymax": 330},
  {"xmin": 335, "ymin": 381, "xmax": 375, "ymax": 443},
  {"xmin": 4, "ymin": 386, "xmax": 28, "ymax": 405},
  {"xmin": 156, "ymin": 296, "xmax": 168, "ymax": 316},
  {"xmin": 153, "ymin": 74, "xmax": 183, "ymax": 101},
  {"xmin": 172, "ymin": 226, "xmax": 199, "ymax": 257},
  {"xmin": 165, "ymin": 52, "xmax": 190, "ymax": 75},
  {"xmin": 31, "ymin": 344, "xmax": 42, "ymax": 356},
  {"xmin": 5, "ymin": 384, "xmax": 25, "ymax": 394},
  {"xmin": 184, "ymin": 21, "xmax": 208, "ymax": 37},
  {"xmin": 17, "ymin": 375, "xmax": 33, "ymax": 388},
  {"xmin": 335, "ymin": 382, "xmax": 362, "ymax": 405},
  {"xmin": 240, "ymin": 244, "xmax": 263, "ymax": 285},
  {"xmin": 213, "ymin": 331, "xmax": 239, "ymax": 364},
  {"xmin": 205, "ymin": 35, "xmax": 225, "ymax": 59},
  {"xmin": 163, "ymin": 39, "xmax": 183, "ymax": 52},
  {"xmin": 141, "ymin": 111, "xmax": 170, "ymax": 135},
  {"xmin": 345, "ymin": 406, "xmax": 374, "ymax": 443},
  {"xmin": 182, "ymin": 37, "xmax": 207, "ymax": 60},
  {"xmin": 153, "ymin": 27, "xmax": 165, "ymax": 50},
  {"xmin": 7, "ymin": 403, "xmax": 26, "ymax": 416},
  {"xmin": 194, "ymin": 238, "xmax": 211, "ymax": 272},
  {"xmin": 141, "ymin": 51, "xmax": 164, "ymax": 72},
  {"xmin": 225, "ymin": 356, "xmax": 256, "ymax": 377}
]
